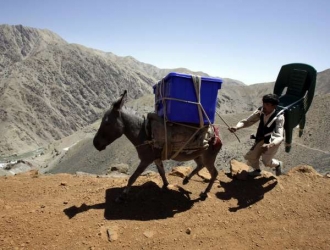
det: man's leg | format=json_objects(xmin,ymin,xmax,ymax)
[
  {"xmin": 244, "ymin": 140, "xmax": 264, "ymax": 170},
  {"xmin": 261, "ymin": 143, "xmax": 280, "ymax": 167},
  {"xmin": 261, "ymin": 143, "xmax": 282, "ymax": 175}
]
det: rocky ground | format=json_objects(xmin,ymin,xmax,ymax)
[{"xmin": 0, "ymin": 165, "xmax": 329, "ymax": 250}]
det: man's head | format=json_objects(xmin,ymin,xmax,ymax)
[{"xmin": 262, "ymin": 94, "xmax": 279, "ymax": 115}]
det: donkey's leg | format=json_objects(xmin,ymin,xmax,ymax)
[
  {"xmin": 183, "ymin": 156, "xmax": 204, "ymax": 185},
  {"xmin": 154, "ymin": 159, "xmax": 169, "ymax": 189},
  {"xmin": 199, "ymin": 146, "xmax": 221, "ymax": 200},
  {"xmin": 116, "ymin": 160, "xmax": 152, "ymax": 203},
  {"xmin": 201, "ymin": 164, "xmax": 218, "ymax": 199}
]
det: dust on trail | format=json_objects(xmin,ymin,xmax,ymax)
[{"xmin": 0, "ymin": 167, "xmax": 329, "ymax": 250}]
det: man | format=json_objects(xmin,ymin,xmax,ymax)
[{"xmin": 229, "ymin": 94, "xmax": 284, "ymax": 176}]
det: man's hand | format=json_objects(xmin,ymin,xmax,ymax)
[
  {"xmin": 261, "ymin": 143, "xmax": 275, "ymax": 153},
  {"xmin": 228, "ymin": 127, "xmax": 237, "ymax": 133}
]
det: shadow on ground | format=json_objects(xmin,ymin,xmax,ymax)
[
  {"xmin": 64, "ymin": 181, "xmax": 199, "ymax": 221},
  {"xmin": 216, "ymin": 174, "xmax": 278, "ymax": 212}
]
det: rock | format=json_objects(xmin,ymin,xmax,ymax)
[
  {"xmin": 262, "ymin": 171, "xmax": 275, "ymax": 178},
  {"xmin": 107, "ymin": 171, "xmax": 129, "ymax": 178},
  {"xmin": 169, "ymin": 166, "xmax": 192, "ymax": 178},
  {"xmin": 230, "ymin": 159, "xmax": 249, "ymax": 180},
  {"xmin": 107, "ymin": 228, "xmax": 118, "ymax": 242},
  {"xmin": 141, "ymin": 170, "xmax": 157, "ymax": 176},
  {"xmin": 143, "ymin": 230, "xmax": 154, "ymax": 238},
  {"xmin": 186, "ymin": 228, "xmax": 192, "ymax": 235},
  {"xmin": 288, "ymin": 165, "xmax": 322, "ymax": 177},
  {"xmin": 198, "ymin": 168, "xmax": 211, "ymax": 180},
  {"xmin": 108, "ymin": 163, "xmax": 129, "ymax": 174},
  {"xmin": 76, "ymin": 172, "xmax": 96, "ymax": 177}
]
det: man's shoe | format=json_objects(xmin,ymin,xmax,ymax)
[
  {"xmin": 275, "ymin": 162, "xmax": 283, "ymax": 176},
  {"xmin": 248, "ymin": 169, "xmax": 262, "ymax": 176}
]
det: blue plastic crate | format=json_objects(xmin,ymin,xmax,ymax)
[{"xmin": 153, "ymin": 72, "xmax": 222, "ymax": 124}]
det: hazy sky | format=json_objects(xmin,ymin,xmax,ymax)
[{"xmin": 1, "ymin": 0, "xmax": 329, "ymax": 84}]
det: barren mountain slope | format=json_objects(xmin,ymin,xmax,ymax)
[
  {"xmin": 1, "ymin": 25, "xmax": 245, "ymax": 156},
  {"xmin": 1, "ymin": 24, "xmax": 329, "ymax": 164},
  {"xmin": 37, "ymin": 93, "xmax": 330, "ymax": 178},
  {"xmin": 0, "ymin": 25, "xmax": 155, "ymax": 155},
  {"xmin": 315, "ymin": 68, "xmax": 330, "ymax": 95},
  {"xmin": 0, "ymin": 24, "xmax": 67, "ymax": 68}
]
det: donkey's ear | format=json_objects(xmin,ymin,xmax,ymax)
[
  {"xmin": 113, "ymin": 90, "xmax": 127, "ymax": 110},
  {"xmin": 121, "ymin": 90, "xmax": 128, "ymax": 103}
]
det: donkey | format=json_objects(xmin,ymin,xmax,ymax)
[{"xmin": 93, "ymin": 91, "xmax": 222, "ymax": 202}]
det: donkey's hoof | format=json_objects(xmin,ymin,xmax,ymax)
[{"xmin": 182, "ymin": 177, "xmax": 189, "ymax": 185}]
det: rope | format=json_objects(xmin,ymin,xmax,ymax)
[
  {"xmin": 168, "ymin": 126, "xmax": 206, "ymax": 160},
  {"xmin": 155, "ymin": 74, "xmax": 216, "ymax": 159},
  {"xmin": 158, "ymin": 96, "xmax": 213, "ymax": 125},
  {"xmin": 159, "ymin": 79, "xmax": 169, "ymax": 159},
  {"xmin": 216, "ymin": 110, "xmax": 241, "ymax": 143},
  {"xmin": 192, "ymin": 75, "xmax": 204, "ymax": 127}
]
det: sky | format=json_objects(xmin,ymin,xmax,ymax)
[{"xmin": 1, "ymin": 0, "xmax": 329, "ymax": 84}]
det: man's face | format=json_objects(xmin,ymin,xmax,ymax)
[{"xmin": 262, "ymin": 102, "xmax": 276, "ymax": 115}]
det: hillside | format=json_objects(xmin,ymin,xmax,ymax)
[
  {"xmin": 25, "ymin": 93, "xmax": 328, "ymax": 178},
  {"xmin": 0, "ymin": 167, "xmax": 329, "ymax": 249},
  {"xmin": 315, "ymin": 68, "xmax": 330, "ymax": 95},
  {"xmin": 0, "ymin": 25, "xmax": 153, "ymax": 155},
  {"xmin": 0, "ymin": 24, "xmax": 246, "ymax": 156},
  {"xmin": 1, "ymin": 24, "xmax": 330, "ymax": 178}
]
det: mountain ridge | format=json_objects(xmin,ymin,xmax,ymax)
[{"xmin": 0, "ymin": 24, "xmax": 246, "ymax": 155}]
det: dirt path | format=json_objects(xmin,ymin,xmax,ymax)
[
  {"xmin": 294, "ymin": 142, "xmax": 330, "ymax": 154},
  {"xmin": 0, "ymin": 167, "xmax": 329, "ymax": 250}
]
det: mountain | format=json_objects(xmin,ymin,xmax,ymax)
[
  {"xmin": 0, "ymin": 24, "xmax": 329, "ymax": 177},
  {"xmin": 1, "ymin": 24, "xmax": 329, "ymax": 250},
  {"xmin": 315, "ymin": 68, "xmax": 330, "ymax": 95},
  {"xmin": 1, "ymin": 24, "xmax": 245, "ymax": 156},
  {"xmin": 37, "ymin": 92, "xmax": 329, "ymax": 177},
  {"xmin": 0, "ymin": 25, "xmax": 152, "ymax": 155}
]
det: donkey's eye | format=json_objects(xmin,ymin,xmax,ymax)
[{"xmin": 104, "ymin": 117, "xmax": 109, "ymax": 123}]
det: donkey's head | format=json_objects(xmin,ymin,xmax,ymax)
[{"xmin": 93, "ymin": 91, "xmax": 127, "ymax": 151}]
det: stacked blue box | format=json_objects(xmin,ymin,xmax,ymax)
[{"xmin": 153, "ymin": 72, "xmax": 222, "ymax": 124}]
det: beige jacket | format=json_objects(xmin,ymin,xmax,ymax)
[{"xmin": 235, "ymin": 108, "xmax": 285, "ymax": 146}]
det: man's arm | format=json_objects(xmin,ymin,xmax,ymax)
[
  {"xmin": 262, "ymin": 114, "xmax": 285, "ymax": 152},
  {"xmin": 270, "ymin": 114, "xmax": 285, "ymax": 146},
  {"xmin": 229, "ymin": 109, "xmax": 261, "ymax": 132}
]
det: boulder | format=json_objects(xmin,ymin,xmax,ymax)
[
  {"xmin": 230, "ymin": 159, "xmax": 249, "ymax": 180},
  {"xmin": 108, "ymin": 163, "xmax": 129, "ymax": 174},
  {"xmin": 169, "ymin": 166, "xmax": 192, "ymax": 178},
  {"xmin": 287, "ymin": 165, "xmax": 322, "ymax": 177}
]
